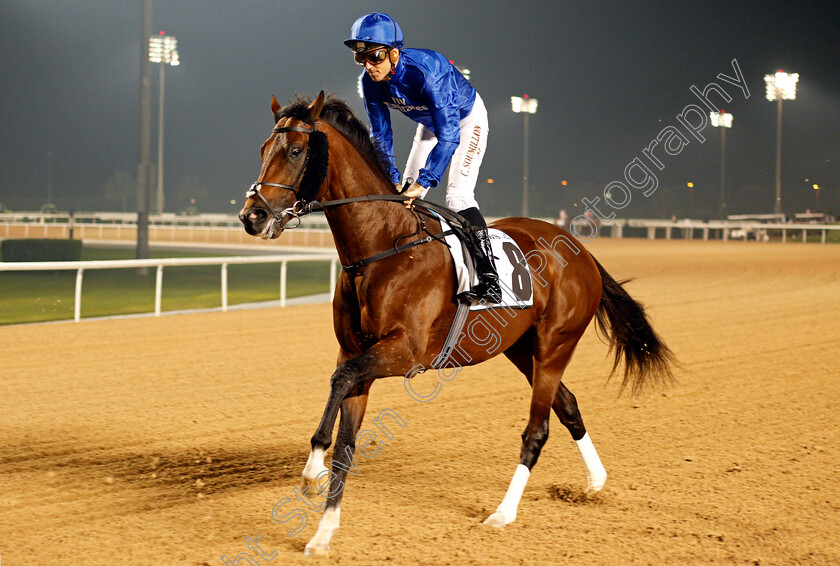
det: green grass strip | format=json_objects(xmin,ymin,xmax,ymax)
[{"xmin": 0, "ymin": 246, "xmax": 331, "ymax": 325}]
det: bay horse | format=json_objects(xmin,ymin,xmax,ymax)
[{"xmin": 239, "ymin": 91, "xmax": 674, "ymax": 557}]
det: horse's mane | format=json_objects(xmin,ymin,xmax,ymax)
[{"xmin": 278, "ymin": 94, "xmax": 392, "ymax": 184}]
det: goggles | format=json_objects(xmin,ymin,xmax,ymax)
[{"xmin": 354, "ymin": 47, "xmax": 390, "ymax": 66}]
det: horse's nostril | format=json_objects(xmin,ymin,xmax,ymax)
[{"xmin": 241, "ymin": 208, "xmax": 267, "ymax": 224}]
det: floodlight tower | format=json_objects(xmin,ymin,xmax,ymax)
[
  {"xmin": 511, "ymin": 95, "xmax": 538, "ymax": 217},
  {"xmin": 149, "ymin": 32, "xmax": 180, "ymax": 215},
  {"xmin": 764, "ymin": 70, "xmax": 798, "ymax": 216}
]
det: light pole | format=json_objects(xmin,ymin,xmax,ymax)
[
  {"xmin": 511, "ymin": 95, "xmax": 538, "ymax": 217},
  {"xmin": 710, "ymin": 110, "xmax": 733, "ymax": 219},
  {"xmin": 149, "ymin": 31, "xmax": 179, "ymax": 215},
  {"xmin": 46, "ymin": 150, "xmax": 53, "ymax": 206},
  {"xmin": 764, "ymin": 70, "xmax": 798, "ymax": 216},
  {"xmin": 137, "ymin": 0, "xmax": 152, "ymax": 265}
]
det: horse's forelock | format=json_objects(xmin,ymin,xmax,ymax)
[{"xmin": 277, "ymin": 95, "xmax": 317, "ymax": 124}]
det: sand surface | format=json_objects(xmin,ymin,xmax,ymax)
[{"xmin": 1, "ymin": 239, "xmax": 839, "ymax": 565}]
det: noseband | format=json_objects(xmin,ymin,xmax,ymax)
[{"xmin": 246, "ymin": 124, "xmax": 323, "ymax": 231}]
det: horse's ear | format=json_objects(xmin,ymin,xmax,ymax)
[
  {"xmin": 270, "ymin": 95, "xmax": 282, "ymax": 122},
  {"xmin": 309, "ymin": 91, "xmax": 325, "ymax": 120}
]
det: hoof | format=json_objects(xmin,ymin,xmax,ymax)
[
  {"xmin": 304, "ymin": 544, "xmax": 329, "ymax": 558},
  {"xmin": 585, "ymin": 470, "xmax": 607, "ymax": 494},
  {"xmin": 482, "ymin": 511, "xmax": 508, "ymax": 528}
]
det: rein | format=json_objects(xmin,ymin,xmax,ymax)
[
  {"xmin": 247, "ymin": 122, "xmax": 473, "ymax": 273},
  {"xmin": 309, "ymin": 195, "xmax": 461, "ymax": 272}
]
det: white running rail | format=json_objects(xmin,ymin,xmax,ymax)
[{"xmin": 0, "ymin": 254, "xmax": 339, "ymax": 322}]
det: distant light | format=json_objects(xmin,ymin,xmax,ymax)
[
  {"xmin": 487, "ymin": 178, "xmax": 494, "ymax": 184},
  {"xmin": 523, "ymin": 94, "xmax": 530, "ymax": 98},
  {"xmin": 686, "ymin": 182, "xmax": 694, "ymax": 188},
  {"xmin": 764, "ymin": 70, "xmax": 798, "ymax": 101},
  {"xmin": 813, "ymin": 184, "xmax": 820, "ymax": 190},
  {"xmin": 230, "ymin": 199, "xmax": 237, "ymax": 205},
  {"xmin": 159, "ymin": 30, "xmax": 165, "ymax": 35},
  {"xmin": 149, "ymin": 34, "xmax": 179, "ymax": 66},
  {"xmin": 511, "ymin": 95, "xmax": 538, "ymax": 113},
  {"xmin": 710, "ymin": 110, "xmax": 733, "ymax": 128},
  {"xmin": 449, "ymin": 60, "xmax": 470, "ymax": 81},
  {"xmin": 561, "ymin": 180, "xmax": 568, "ymax": 186}
]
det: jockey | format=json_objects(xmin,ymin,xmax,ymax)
[{"xmin": 344, "ymin": 12, "xmax": 501, "ymax": 303}]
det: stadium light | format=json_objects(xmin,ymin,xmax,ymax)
[
  {"xmin": 449, "ymin": 60, "xmax": 470, "ymax": 81},
  {"xmin": 511, "ymin": 95, "xmax": 538, "ymax": 217},
  {"xmin": 710, "ymin": 110, "xmax": 733, "ymax": 219},
  {"xmin": 149, "ymin": 32, "xmax": 180, "ymax": 214},
  {"xmin": 764, "ymin": 70, "xmax": 798, "ymax": 216}
]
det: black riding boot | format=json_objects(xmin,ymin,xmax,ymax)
[{"xmin": 458, "ymin": 207, "xmax": 502, "ymax": 303}]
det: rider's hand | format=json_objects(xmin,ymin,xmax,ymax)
[
  {"xmin": 402, "ymin": 181, "xmax": 427, "ymax": 207},
  {"xmin": 394, "ymin": 183, "xmax": 402, "ymax": 194}
]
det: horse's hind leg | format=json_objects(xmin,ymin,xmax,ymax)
[
  {"xmin": 484, "ymin": 336, "xmax": 559, "ymax": 527},
  {"xmin": 486, "ymin": 335, "xmax": 604, "ymax": 527},
  {"xmin": 483, "ymin": 377, "xmax": 552, "ymax": 527},
  {"xmin": 554, "ymin": 382, "xmax": 607, "ymax": 493}
]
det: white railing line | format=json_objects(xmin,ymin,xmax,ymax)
[
  {"xmin": 0, "ymin": 253, "xmax": 336, "ymax": 272},
  {"xmin": 0, "ymin": 211, "xmax": 331, "ymax": 230},
  {"xmin": 2, "ymin": 253, "xmax": 339, "ymax": 323}
]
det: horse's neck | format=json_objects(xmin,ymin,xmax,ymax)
[{"xmin": 322, "ymin": 154, "xmax": 416, "ymax": 268}]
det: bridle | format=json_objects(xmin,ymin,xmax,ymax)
[
  {"xmin": 246, "ymin": 123, "xmax": 325, "ymax": 231},
  {"xmin": 243, "ymin": 116, "xmax": 474, "ymax": 274}
]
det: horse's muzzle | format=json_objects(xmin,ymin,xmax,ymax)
[{"xmin": 239, "ymin": 206, "xmax": 272, "ymax": 237}]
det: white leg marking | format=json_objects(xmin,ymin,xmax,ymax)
[
  {"xmin": 483, "ymin": 464, "xmax": 530, "ymax": 527},
  {"xmin": 575, "ymin": 432, "xmax": 607, "ymax": 493},
  {"xmin": 304, "ymin": 505, "xmax": 340, "ymax": 557},
  {"xmin": 302, "ymin": 448, "xmax": 328, "ymax": 489}
]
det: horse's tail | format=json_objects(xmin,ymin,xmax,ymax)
[{"xmin": 592, "ymin": 257, "xmax": 676, "ymax": 395}]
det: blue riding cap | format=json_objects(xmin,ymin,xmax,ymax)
[{"xmin": 344, "ymin": 12, "xmax": 405, "ymax": 51}]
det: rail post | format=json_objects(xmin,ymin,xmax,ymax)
[
  {"xmin": 280, "ymin": 260, "xmax": 288, "ymax": 307},
  {"xmin": 221, "ymin": 263, "xmax": 229, "ymax": 311},
  {"xmin": 74, "ymin": 268, "xmax": 84, "ymax": 322},
  {"xmin": 155, "ymin": 265, "xmax": 164, "ymax": 316}
]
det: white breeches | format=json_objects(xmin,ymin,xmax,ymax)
[{"xmin": 402, "ymin": 93, "xmax": 489, "ymax": 212}]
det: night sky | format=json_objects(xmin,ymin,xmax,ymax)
[{"xmin": 2, "ymin": 0, "xmax": 838, "ymax": 218}]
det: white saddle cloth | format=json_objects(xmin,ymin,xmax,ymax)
[{"xmin": 440, "ymin": 220, "xmax": 534, "ymax": 311}]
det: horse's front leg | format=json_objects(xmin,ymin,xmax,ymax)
[
  {"xmin": 300, "ymin": 378, "xmax": 370, "ymax": 491},
  {"xmin": 301, "ymin": 349, "xmax": 356, "ymax": 491},
  {"xmin": 301, "ymin": 349, "xmax": 364, "ymax": 491},
  {"xmin": 303, "ymin": 381, "xmax": 372, "ymax": 557},
  {"xmin": 301, "ymin": 334, "xmax": 413, "ymax": 556}
]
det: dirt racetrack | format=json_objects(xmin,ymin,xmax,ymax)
[{"xmin": 1, "ymin": 238, "xmax": 839, "ymax": 565}]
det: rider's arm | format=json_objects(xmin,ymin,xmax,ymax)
[
  {"xmin": 363, "ymin": 81, "xmax": 402, "ymax": 184},
  {"xmin": 415, "ymin": 74, "xmax": 460, "ymax": 190}
]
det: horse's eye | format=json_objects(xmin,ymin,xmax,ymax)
[{"xmin": 290, "ymin": 147, "xmax": 303, "ymax": 159}]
